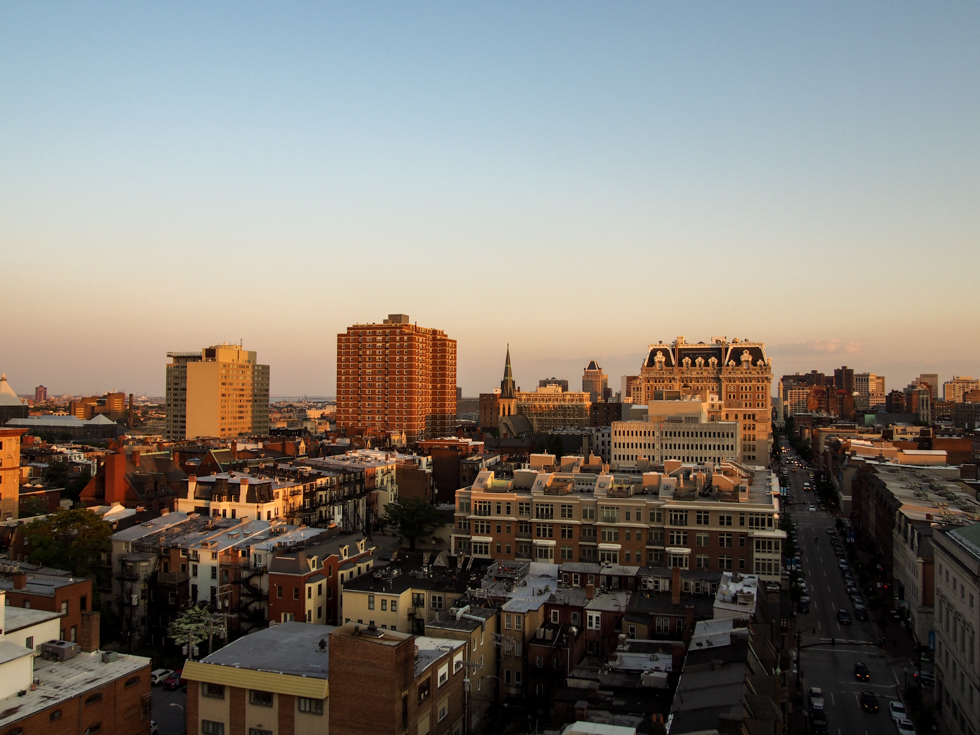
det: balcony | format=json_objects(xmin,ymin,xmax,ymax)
[{"xmin": 156, "ymin": 571, "xmax": 190, "ymax": 586}]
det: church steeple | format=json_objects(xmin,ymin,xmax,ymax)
[{"xmin": 500, "ymin": 344, "xmax": 516, "ymax": 399}]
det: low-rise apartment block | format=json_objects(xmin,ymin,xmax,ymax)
[{"xmin": 451, "ymin": 459, "xmax": 784, "ymax": 582}]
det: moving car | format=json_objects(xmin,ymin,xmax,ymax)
[
  {"xmin": 854, "ymin": 661, "xmax": 870, "ymax": 681},
  {"xmin": 859, "ymin": 691, "xmax": 878, "ymax": 712},
  {"xmin": 889, "ymin": 700, "xmax": 908, "ymax": 724},
  {"xmin": 838, "ymin": 609, "xmax": 852, "ymax": 625},
  {"xmin": 809, "ymin": 505, "xmax": 816, "ymax": 512},
  {"xmin": 150, "ymin": 669, "xmax": 173, "ymax": 686}
]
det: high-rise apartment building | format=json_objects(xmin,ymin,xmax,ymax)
[
  {"xmin": 582, "ymin": 361, "xmax": 608, "ymax": 402},
  {"xmin": 854, "ymin": 373, "xmax": 886, "ymax": 410},
  {"xmin": 637, "ymin": 337, "xmax": 773, "ymax": 464},
  {"xmin": 165, "ymin": 344, "xmax": 270, "ymax": 440},
  {"xmin": 0, "ymin": 428, "xmax": 26, "ymax": 520},
  {"xmin": 539, "ymin": 377, "xmax": 569, "ymax": 392},
  {"xmin": 944, "ymin": 376, "xmax": 979, "ymax": 403},
  {"xmin": 34, "ymin": 385, "xmax": 47, "ymax": 403},
  {"xmin": 336, "ymin": 314, "xmax": 456, "ymax": 441}
]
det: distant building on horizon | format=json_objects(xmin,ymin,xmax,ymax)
[
  {"xmin": 539, "ymin": 376, "xmax": 569, "ymax": 392},
  {"xmin": 33, "ymin": 385, "xmax": 47, "ymax": 403},
  {"xmin": 335, "ymin": 314, "xmax": 456, "ymax": 442},
  {"xmin": 944, "ymin": 376, "xmax": 979, "ymax": 403},
  {"xmin": 582, "ymin": 360, "xmax": 607, "ymax": 402},
  {"xmin": 165, "ymin": 344, "xmax": 270, "ymax": 440}
]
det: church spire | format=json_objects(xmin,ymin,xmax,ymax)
[{"xmin": 500, "ymin": 344, "xmax": 516, "ymax": 399}]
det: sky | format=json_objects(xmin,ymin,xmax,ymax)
[{"xmin": 2, "ymin": 3, "xmax": 978, "ymax": 398}]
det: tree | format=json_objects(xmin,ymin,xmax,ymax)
[
  {"xmin": 23, "ymin": 509, "xmax": 111, "ymax": 589},
  {"xmin": 20, "ymin": 495, "xmax": 50, "ymax": 518},
  {"xmin": 381, "ymin": 498, "xmax": 444, "ymax": 551},
  {"xmin": 167, "ymin": 605, "xmax": 225, "ymax": 659}
]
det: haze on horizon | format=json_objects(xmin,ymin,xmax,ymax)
[{"xmin": 2, "ymin": 3, "xmax": 978, "ymax": 398}]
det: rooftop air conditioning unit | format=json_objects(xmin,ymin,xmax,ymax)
[{"xmin": 41, "ymin": 641, "xmax": 80, "ymax": 662}]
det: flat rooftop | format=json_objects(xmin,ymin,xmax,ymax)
[
  {"xmin": 0, "ymin": 650, "xmax": 149, "ymax": 729},
  {"xmin": 4, "ymin": 606, "xmax": 62, "ymax": 632},
  {"xmin": 199, "ymin": 621, "xmax": 334, "ymax": 679}
]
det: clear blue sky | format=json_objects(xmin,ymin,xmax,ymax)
[{"xmin": 2, "ymin": 3, "xmax": 978, "ymax": 397}]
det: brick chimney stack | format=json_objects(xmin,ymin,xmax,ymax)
[
  {"xmin": 13, "ymin": 572, "xmax": 27, "ymax": 590},
  {"xmin": 671, "ymin": 566, "xmax": 681, "ymax": 606},
  {"xmin": 79, "ymin": 611, "xmax": 100, "ymax": 652},
  {"xmin": 585, "ymin": 583, "xmax": 595, "ymax": 600}
]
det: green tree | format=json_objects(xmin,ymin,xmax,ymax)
[
  {"xmin": 381, "ymin": 498, "xmax": 444, "ymax": 551},
  {"xmin": 23, "ymin": 509, "xmax": 111, "ymax": 588},
  {"xmin": 20, "ymin": 495, "xmax": 50, "ymax": 518},
  {"xmin": 167, "ymin": 604, "xmax": 223, "ymax": 659}
]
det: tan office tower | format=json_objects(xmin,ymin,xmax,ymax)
[
  {"xmin": 165, "ymin": 345, "xmax": 270, "ymax": 440},
  {"xmin": 637, "ymin": 336, "xmax": 773, "ymax": 464},
  {"xmin": 336, "ymin": 314, "xmax": 457, "ymax": 441}
]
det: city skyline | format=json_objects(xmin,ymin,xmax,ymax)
[{"xmin": 3, "ymin": 4, "xmax": 978, "ymax": 395}]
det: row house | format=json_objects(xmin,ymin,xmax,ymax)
[
  {"xmin": 258, "ymin": 460, "xmax": 368, "ymax": 530},
  {"xmin": 342, "ymin": 552, "xmax": 475, "ymax": 635},
  {"xmin": 177, "ymin": 472, "xmax": 305, "ymax": 523},
  {"xmin": 298, "ymin": 450, "xmax": 405, "ymax": 532},
  {"xmin": 268, "ymin": 534, "xmax": 374, "ymax": 625},
  {"xmin": 451, "ymin": 459, "xmax": 784, "ymax": 583},
  {"xmin": 80, "ymin": 447, "xmax": 186, "ymax": 512},
  {"xmin": 0, "ymin": 562, "xmax": 93, "ymax": 643}
]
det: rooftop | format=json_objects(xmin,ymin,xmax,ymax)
[
  {"xmin": 414, "ymin": 635, "xmax": 466, "ymax": 677},
  {"xmin": 0, "ymin": 650, "xmax": 149, "ymax": 730},
  {"xmin": 199, "ymin": 621, "xmax": 333, "ymax": 678},
  {"xmin": 3, "ymin": 606, "xmax": 62, "ymax": 632}
]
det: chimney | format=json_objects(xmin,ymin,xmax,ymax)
[
  {"xmin": 104, "ymin": 452, "xmax": 127, "ymax": 505},
  {"xmin": 585, "ymin": 583, "xmax": 595, "ymax": 600},
  {"xmin": 574, "ymin": 701, "xmax": 589, "ymax": 721},
  {"xmin": 132, "ymin": 449, "xmax": 141, "ymax": 468},
  {"xmin": 671, "ymin": 567, "xmax": 681, "ymax": 606},
  {"xmin": 79, "ymin": 611, "xmax": 100, "ymax": 652},
  {"xmin": 13, "ymin": 572, "xmax": 27, "ymax": 590},
  {"xmin": 128, "ymin": 393, "xmax": 134, "ymax": 429}
]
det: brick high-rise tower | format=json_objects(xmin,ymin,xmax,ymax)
[{"xmin": 336, "ymin": 314, "xmax": 457, "ymax": 441}]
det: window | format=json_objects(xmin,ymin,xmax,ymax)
[
  {"xmin": 438, "ymin": 699, "xmax": 449, "ymax": 722},
  {"xmin": 561, "ymin": 525, "xmax": 574, "ymax": 539},
  {"xmin": 203, "ymin": 683, "xmax": 225, "ymax": 699},
  {"xmin": 84, "ymin": 726, "xmax": 101, "ymax": 735},
  {"xmin": 368, "ymin": 595, "xmax": 375, "ymax": 610},
  {"xmin": 124, "ymin": 675, "xmax": 140, "ymax": 688},
  {"xmin": 61, "ymin": 601, "xmax": 68, "ymax": 615},
  {"xmin": 560, "ymin": 504, "xmax": 574, "ymax": 519},
  {"xmin": 431, "ymin": 595, "xmax": 444, "ymax": 611},
  {"xmin": 298, "ymin": 697, "xmax": 324, "ymax": 715},
  {"xmin": 412, "ymin": 593, "xmax": 425, "ymax": 608},
  {"xmin": 202, "ymin": 722, "xmax": 225, "ymax": 735},
  {"xmin": 250, "ymin": 690, "xmax": 273, "ymax": 707},
  {"xmin": 535, "ymin": 504, "xmax": 554, "ymax": 519},
  {"xmin": 391, "ymin": 600, "xmax": 398, "ymax": 612},
  {"xmin": 669, "ymin": 510, "xmax": 688, "ymax": 526},
  {"xmin": 696, "ymin": 511, "xmax": 710, "ymax": 526},
  {"xmin": 696, "ymin": 532, "xmax": 709, "ymax": 547},
  {"xmin": 718, "ymin": 533, "xmax": 733, "ymax": 548},
  {"xmin": 381, "ymin": 599, "xmax": 387, "ymax": 611},
  {"xmin": 438, "ymin": 663, "xmax": 449, "ymax": 687},
  {"xmin": 418, "ymin": 678, "xmax": 431, "ymax": 703},
  {"xmin": 25, "ymin": 636, "xmax": 33, "ymax": 651},
  {"xmin": 49, "ymin": 710, "xmax": 62, "ymax": 722},
  {"xmin": 293, "ymin": 588, "xmax": 300, "ymax": 600},
  {"xmin": 211, "ymin": 567, "xmax": 217, "ymax": 579},
  {"xmin": 85, "ymin": 693, "xmax": 103, "ymax": 706},
  {"xmin": 515, "ymin": 615, "xmax": 523, "ymax": 631},
  {"xmin": 248, "ymin": 730, "xmax": 272, "ymax": 735},
  {"xmin": 668, "ymin": 531, "xmax": 687, "ymax": 546},
  {"xmin": 587, "ymin": 611, "xmax": 601, "ymax": 630}
]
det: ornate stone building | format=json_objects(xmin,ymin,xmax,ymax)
[{"xmin": 636, "ymin": 337, "xmax": 773, "ymax": 464}]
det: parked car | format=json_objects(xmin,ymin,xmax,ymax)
[
  {"xmin": 150, "ymin": 669, "xmax": 172, "ymax": 686},
  {"xmin": 854, "ymin": 606, "xmax": 868, "ymax": 621},
  {"xmin": 808, "ymin": 687, "xmax": 825, "ymax": 709},
  {"xmin": 854, "ymin": 661, "xmax": 870, "ymax": 681},
  {"xmin": 163, "ymin": 669, "xmax": 185, "ymax": 691},
  {"xmin": 798, "ymin": 599, "xmax": 810, "ymax": 613},
  {"xmin": 838, "ymin": 609, "xmax": 852, "ymax": 625},
  {"xmin": 808, "ymin": 505, "xmax": 816, "ymax": 512},
  {"xmin": 889, "ymin": 700, "xmax": 908, "ymax": 723},
  {"xmin": 896, "ymin": 719, "xmax": 916, "ymax": 735},
  {"xmin": 859, "ymin": 691, "xmax": 878, "ymax": 712},
  {"xmin": 826, "ymin": 527, "xmax": 835, "ymax": 535},
  {"xmin": 914, "ymin": 670, "xmax": 935, "ymax": 687}
]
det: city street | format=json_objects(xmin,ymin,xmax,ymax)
[
  {"xmin": 783, "ymin": 451, "xmax": 908, "ymax": 735},
  {"xmin": 151, "ymin": 684, "xmax": 186, "ymax": 735}
]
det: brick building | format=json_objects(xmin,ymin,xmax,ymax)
[
  {"xmin": 0, "ymin": 426, "xmax": 26, "ymax": 520},
  {"xmin": 80, "ymin": 447, "xmax": 186, "ymax": 512},
  {"xmin": 336, "ymin": 314, "xmax": 457, "ymax": 441},
  {"xmin": 0, "ymin": 563, "xmax": 93, "ymax": 643},
  {"xmin": 329, "ymin": 622, "xmax": 466, "ymax": 735}
]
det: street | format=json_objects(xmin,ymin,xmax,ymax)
[
  {"xmin": 783, "ymin": 449, "xmax": 909, "ymax": 735},
  {"xmin": 151, "ymin": 684, "xmax": 186, "ymax": 735}
]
